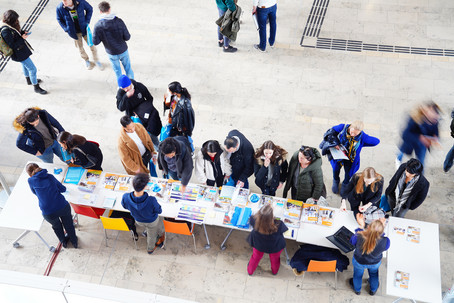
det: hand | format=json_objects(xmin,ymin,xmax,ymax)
[
  {"xmin": 36, "ymin": 151, "xmax": 42, "ymax": 156},
  {"xmin": 264, "ymin": 158, "xmax": 270, "ymax": 168},
  {"xmin": 237, "ymin": 181, "xmax": 244, "ymax": 188},
  {"xmin": 419, "ymin": 135, "xmax": 431, "ymax": 148},
  {"xmin": 340, "ymin": 199, "xmax": 347, "ymax": 211},
  {"xmin": 21, "ymin": 32, "xmax": 30, "ymax": 39},
  {"xmin": 252, "ymin": 6, "xmax": 257, "ymax": 14},
  {"xmin": 335, "ymin": 145, "xmax": 340, "ymax": 150},
  {"xmin": 126, "ymin": 88, "xmax": 134, "ymax": 97},
  {"xmin": 70, "ymin": 158, "xmax": 74, "ymax": 164},
  {"xmin": 180, "ymin": 185, "xmax": 187, "ymax": 193},
  {"xmin": 356, "ymin": 213, "xmax": 366, "ymax": 229},
  {"xmin": 277, "ymin": 182, "xmax": 283, "ymax": 189},
  {"xmin": 359, "ymin": 202, "xmax": 372, "ymax": 213},
  {"xmin": 135, "ymin": 167, "xmax": 141, "ymax": 174}
]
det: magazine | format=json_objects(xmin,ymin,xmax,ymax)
[
  {"xmin": 102, "ymin": 193, "xmax": 116, "ymax": 208},
  {"xmin": 392, "ymin": 226, "xmax": 406, "ymax": 235},
  {"xmin": 406, "ymin": 226, "xmax": 420, "ymax": 243},
  {"xmin": 214, "ymin": 185, "xmax": 236, "ymax": 212},
  {"xmin": 283, "ymin": 199, "xmax": 303, "ymax": 228},
  {"xmin": 168, "ymin": 183, "xmax": 199, "ymax": 204},
  {"xmin": 114, "ymin": 175, "xmax": 132, "ymax": 192},
  {"xmin": 394, "ymin": 271, "xmax": 410, "ymax": 289},
  {"xmin": 103, "ymin": 173, "xmax": 119, "ymax": 190},
  {"xmin": 78, "ymin": 170, "xmax": 102, "ymax": 193},
  {"xmin": 231, "ymin": 187, "xmax": 250, "ymax": 207},
  {"xmin": 301, "ymin": 203, "xmax": 335, "ymax": 227},
  {"xmin": 176, "ymin": 204, "xmax": 207, "ymax": 224},
  {"xmin": 223, "ymin": 206, "xmax": 252, "ymax": 229},
  {"xmin": 197, "ymin": 185, "xmax": 218, "ymax": 204},
  {"xmin": 145, "ymin": 178, "xmax": 170, "ymax": 200},
  {"xmin": 64, "ymin": 166, "xmax": 85, "ymax": 184}
]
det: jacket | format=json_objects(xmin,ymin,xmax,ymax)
[
  {"xmin": 254, "ymin": 157, "xmax": 288, "ymax": 193},
  {"xmin": 56, "ymin": 0, "xmax": 93, "ymax": 40},
  {"xmin": 73, "ymin": 141, "xmax": 103, "ymax": 170},
  {"xmin": 167, "ymin": 96, "xmax": 195, "ymax": 137},
  {"xmin": 227, "ymin": 130, "xmax": 254, "ymax": 183},
  {"xmin": 194, "ymin": 141, "xmax": 231, "ymax": 184},
  {"xmin": 247, "ymin": 217, "xmax": 288, "ymax": 254},
  {"xmin": 341, "ymin": 174, "xmax": 383, "ymax": 207},
  {"xmin": 1, "ymin": 24, "xmax": 32, "ymax": 62},
  {"xmin": 215, "ymin": 5, "xmax": 242, "ymax": 41},
  {"xmin": 290, "ymin": 244, "xmax": 350, "ymax": 272},
  {"xmin": 352, "ymin": 229, "xmax": 390, "ymax": 265},
  {"xmin": 385, "ymin": 163, "xmax": 430, "ymax": 211},
  {"xmin": 14, "ymin": 109, "xmax": 64, "ymax": 155},
  {"xmin": 215, "ymin": 0, "xmax": 237, "ymax": 12},
  {"xmin": 158, "ymin": 136, "xmax": 194, "ymax": 186},
  {"xmin": 116, "ymin": 80, "xmax": 162, "ymax": 136},
  {"xmin": 283, "ymin": 148, "xmax": 324, "ymax": 202},
  {"xmin": 28, "ymin": 169, "xmax": 68, "ymax": 216},
  {"xmin": 93, "ymin": 14, "xmax": 129, "ymax": 55},
  {"xmin": 121, "ymin": 192, "xmax": 162, "ymax": 223},
  {"xmin": 118, "ymin": 123, "xmax": 155, "ymax": 175}
]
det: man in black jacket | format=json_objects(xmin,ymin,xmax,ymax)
[
  {"xmin": 92, "ymin": 1, "xmax": 133, "ymax": 81},
  {"xmin": 224, "ymin": 130, "xmax": 254, "ymax": 188}
]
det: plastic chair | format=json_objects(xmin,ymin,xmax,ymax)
[
  {"xmin": 301, "ymin": 260, "xmax": 338, "ymax": 289},
  {"xmin": 100, "ymin": 216, "xmax": 137, "ymax": 250},
  {"xmin": 69, "ymin": 202, "xmax": 105, "ymax": 230},
  {"xmin": 163, "ymin": 219, "xmax": 196, "ymax": 253}
]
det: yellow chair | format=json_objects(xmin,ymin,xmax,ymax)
[
  {"xmin": 100, "ymin": 216, "xmax": 137, "ymax": 250},
  {"xmin": 163, "ymin": 219, "xmax": 196, "ymax": 253},
  {"xmin": 299, "ymin": 260, "xmax": 338, "ymax": 289}
]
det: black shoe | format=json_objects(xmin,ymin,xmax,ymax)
[
  {"xmin": 223, "ymin": 45, "xmax": 237, "ymax": 53},
  {"xmin": 218, "ymin": 40, "xmax": 224, "ymax": 47},
  {"xmin": 33, "ymin": 84, "xmax": 47, "ymax": 95},
  {"xmin": 369, "ymin": 280, "xmax": 379, "ymax": 296},
  {"xmin": 134, "ymin": 232, "xmax": 139, "ymax": 241},
  {"xmin": 349, "ymin": 278, "xmax": 361, "ymax": 295},
  {"xmin": 26, "ymin": 77, "xmax": 42, "ymax": 85},
  {"xmin": 332, "ymin": 179, "xmax": 340, "ymax": 194},
  {"xmin": 72, "ymin": 242, "xmax": 78, "ymax": 249},
  {"xmin": 253, "ymin": 44, "xmax": 266, "ymax": 52}
]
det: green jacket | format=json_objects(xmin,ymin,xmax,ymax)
[
  {"xmin": 283, "ymin": 148, "xmax": 324, "ymax": 202},
  {"xmin": 216, "ymin": 0, "xmax": 236, "ymax": 12}
]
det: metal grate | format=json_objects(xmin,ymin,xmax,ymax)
[{"xmin": 301, "ymin": 0, "xmax": 330, "ymax": 45}]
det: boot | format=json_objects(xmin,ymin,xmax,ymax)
[
  {"xmin": 33, "ymin": 84, "xmax": 47, "ymax": 95},
  {"xmin": 26, "ymin": 77, "xmax": 42, "ymax": 85}
]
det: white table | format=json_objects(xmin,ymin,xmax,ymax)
[
  {"xmin": 0, "ymin": 163, "xmax": 68, "ymax": 252},
  {"xmin": 386, "ymin": 216, "xmax": 442, "ymax": 303}
]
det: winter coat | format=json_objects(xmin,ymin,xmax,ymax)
[
  {"xmin": 116, "ymin": 80, "xmax": 162, "ymax": 136},
  {"xmin": 385, "ymin": 163, "xmax": 429, "ymax": 211},
  {"xmin": 158, "ymin": 136, "xmax": 194, "ymax": 186},
  {"xmin": 28, "ymin": 169, "xmax": 68, "ymax": 216},
  {"xmin": 56, "ymin": 0, "xmax": 93, "ymax": 40},
  {"xmin": 93, "ymin": 14, "xmax": 129, "ymax": 55},
  {"xmin": 14, "ymin": 109, "xmax": 64, "ymax": 155},
  {"xmin": 283, "ymin": 148, "xmax": 324, "ymax": 202},
  {"xmin": 254, "ymin": 157, "xmax": 288, "ymax": 194},
  {"xmin": 166, "ymin": 96, "xmax": 195, "ymax": 137},
  {"xmin": 227, "ymin": 130, "xmax": 254, "ymax": 183},
  {"xmin": 73, "ymin": 141, "xmax": 103, "ymax": 170},
  {"xmin": 194, "ymin": 142, "xmax": 231, "ymax": 184},
  {"xmin": 215, "ymin": 5, "xmax": 242, "ymax": 41},
  {"xmin": 1, "ymin": 24, "xmax": 32, "ymax": 62},
  {"xmin": 290, "ymin": 244, "xmax": 350, "ymax": 272},
  {"xmin": 341, "ymin": 174, "xmax": 384, "ymax": 208},
  {"xmin": 118, "ymin": 123, "xmax": 155, "ymax": 175},
  {"xmin": 121, "ymin": 192, "xmax": 162, "ymax": 223},
  {"xmin": 247, "ymin": 217, "xmax": 288, "ymax": 254}
]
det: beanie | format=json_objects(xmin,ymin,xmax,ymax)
[{"xmin": 118, "ymin": 75, "xmax": 131, "ymax": 88}]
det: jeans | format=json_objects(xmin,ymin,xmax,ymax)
[
  {"xmin": 443, "ymin": 144, "xmax": 454, "ymax": 172},
  {"xmin": 37, "ymin": 140, "xmax": 64, "ymax": 163},
  {"xmin": 352, "ymin": 257, "xmax": 381, "ymax": 293},
  {"xmin": 397, "ymin": 142, "xmax": 426, "ymax": 166},
  {"xmin": 75, "ymin": 33, "xmax": 98, "ymax": 62},
  {"xmin": 20, "ymin": 57, "xmax": 37, "ymax": 85},
  {"xmin": 393, "ymin": 207, "xmax": 409, "ymax": 218},
  {"xmin": 217, "ymin": 7, "xmax": 230, "ymax": 47},
  {"xmin": 164, "ymin": 170, "xmax": 179, "ymax": 181},
  {"xmin": 256, "ymin": 4, "xmax": 277, "ymax": 51},
  {"xmin": 107, "ymin": 50, "xmax": 134, "ymax": 81},
  {"xmin": 137, "ymin": 218, "xmax": 162, "ymax": 251},
  {"xmin": 332, "ymin": 160, "xmax": 353, "ymax": 185},
  {"xmin": 42, "ymin": 203, "xmax": 77, "ymax": 245},
  {"xmin": 247, "ymin": 248, "xmax": 282, "ymax": 275}
]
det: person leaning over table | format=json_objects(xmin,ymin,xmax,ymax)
[
  {"xmin": 194, "ymin": 140, "xmax": 231, "ymax": 187},
  {"xmin": 26, "ymin": 163, "xmax": 78, "ymax": 248},
  {"xmin": 283, "ymin": 146, "xmax": 325, "ymax": 202},
  {"xmin": 14, "ymin": 107, "xmax": 65, "ymax": 163},
  {"xmin": 57, "ymin": 131, "xmax": 103, "ymax": 170},
  {"xmin": 349, "ymin": 215, "xmax": 389, "ymax": 296},
  {"xmin": 224, "ymin": 129, "xmax": 255, "ymax": 189},
  {"xmin": 340, "ymin": 167, "xmax": 383, "ymax": 218}
]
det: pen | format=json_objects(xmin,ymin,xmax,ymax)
[{"xmin": 291, "ymin": 230, "xmax": 294, "ymax": 238}]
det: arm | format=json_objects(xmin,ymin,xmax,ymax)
[
  {"xmin": 56, "ymin": 7, "xmax": 68, "ymax": 31},
  {"xmin": 120, "ymin": 195, "xmax": 128, "ymax": 210},
  {"xmin": 350, "ymin": 228, "xmax": 363, "ymax": 245},
  {"xmin": 137, "ymin": 82, "xmax": 153, "ymax": 103},
  {"xmin": 310, "ymin": 167, "xmax": 325, "ymax": 200},
  {"xmin": 341, "ymin": 175, "xmax": 356, "ymax": 199},
  {"xmin": 84, "ymin": 1, "xmax": 93, "ymax": 24},
  {"xmin": 152, "ymin": 198, "xmax": 162, "ymax": 215},
  {"xmin": 279, "ymin": 160, "xmax": 288, "ymax": 183},
  {"xmin": 369, "ymin": 179, "xmax": 384, "ymax": 206},
  {"xmin": 121, "ymin": 19, "xmax": 131, "ymax": 41},
  {"xmin": 118, "ymin": 139, "xmax": 141, "ymax": 173},
  {"xmin": 92, "ymin": 25, "xmax": 101, "ymax": 45},
  {"xmin": 194, "ymin": 152, "xmax": 208, "ymax": 184},
  {"xmin": 116, "ymin": 89, "xmax": 128, "ymax": 111},
  {"xmin": 238, "ymin": 142, "xmax": 255, "ymax": 183},
  {"xmin": 362, "ymin": 132, "xmax": 380, "ymax": 147},
  {"xmin": 221, "ymin": 151, "xmax": 232, "ymax": 177},
  {"xmin": 27, "ymin": 179, "xmax": 36, "ymax": 195},
  {"xmin": 52, "ymin": 175, "xmax": 66, "ymax": 193},
  {"xmin": 45, "ymin": 111, "xmax": 64, "ymax": 133},
  {"xmin": 254, "ymin": 163, "xmax": 267, "ymax": 189},
  {"xmin": 225, "ymin": 0, "xmax": 237, "ymax": 11},
  {"xmin": 179, "ymin": 151, "xmax": 194, "ymax": 186},
  {"xmin": 408, "ymin": 179, "xmax": 429, "ymax": 210},
  {"xmin": 16, "ymin": 132, "xmax": 38, "ymax": 155}
]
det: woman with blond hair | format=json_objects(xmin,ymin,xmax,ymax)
[
  {"xmin": 246, "ymin": 204, "xmax": 288, "ymax": 276},
  {"xmin": 340, "ymin": 167, "xmax": 383, "ymax": 217},
  {"xmin": 349, "ymin": 217, "xmax": 390, "ymax": 296}
]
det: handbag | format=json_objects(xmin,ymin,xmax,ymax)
[
  {"xmin": 159, "ymin": 124, "xmax": 172, "ymax": 141},
  {"xmin": 86, "ymin": 25, "xmax": 93, "ymax": 47},
  {"xmin": 74, "ymin": 147, "xmax": 97, "ymax": 169},
  {"xmin": 141, "ymin": 149, "xmax": 152, "ymax": 167}
]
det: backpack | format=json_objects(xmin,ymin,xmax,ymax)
[{"xmin": 0, "ymin": 26, "xmax": 13, "ymax": 58}]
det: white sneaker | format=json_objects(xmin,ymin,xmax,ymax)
[{"xmin": 395, "ymin": 158, "xmax": 402, "ymax": 170}]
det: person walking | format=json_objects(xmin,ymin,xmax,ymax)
[
  {"xmin": 215, "ymin": 0, "xmax": 237, "ymax": 53},
  {"xmin": 1, "ymin": 10, "xmax": 47, "ymax": 94},
  {"xmin": 252, "ymin": 0, "xmax": 277, "ymax": 52},
  {"xmin": 443, "ymin": 108, "xmax": 454, "ymax": 172},
  {"xmin": 57, "ymin": 131, "xmax": 103, "ymax": 170},
  {"xmin": 194, "ymin": 140, "xmax": 231, "ymax": 187}
]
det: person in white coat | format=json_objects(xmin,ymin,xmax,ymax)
[{"xmin": 194, "ymin": 140, "xmax": 231, "ymax": 187}]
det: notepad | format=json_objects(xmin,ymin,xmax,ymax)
[{"xmin": 64, "ymin": 167, "xmax": 85, "ymax": 184}]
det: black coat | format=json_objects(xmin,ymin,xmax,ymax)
[
  {"xmin": 1, "ymin": 25, "xmax": 32, "ymax": 62},
  {"xmin": 228, "ymin": 130, "xmax": 254, "ymax": 183},
  {"xmin": 158, "ymin": 136, "xmax": 193, "ymax": 186},
  {"xmin": 116, "ymin": 80, "xmax": 162, "ymax": 136},
  {"xmin": 73, "ymin": 141, "xmax": 103, "ymax": 170},
  {"xmin": 341, "ymin": 174, "xmax": 383, "ymax": 208},
  {"xmin": 254, "ymin": 158, "xmax": 288, "ymax": 193},
  {"xmin": 385, "ymin": 164, "xmax": 429, "ymax": 211}
]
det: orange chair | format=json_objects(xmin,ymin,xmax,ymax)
[
  {"xmin": 163, "ymin": 219, "xmax": 196, "ymax": 253},
  {"xmin": 69, "ymin": 202, "xmax": 105, "ymax": 230},
  {"xmin": 300, "ymin": 260, "xmax": 338, "ymax": 289}
]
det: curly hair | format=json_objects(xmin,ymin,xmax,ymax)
[{"xmin": 254, "ymin": 140, "xmax": 287, "ymax": 164}]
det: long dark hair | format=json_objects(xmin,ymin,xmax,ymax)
[
  {"xmin": 253, "ymin": 204, "xmax": 278, "ymax": 234},
  {"xmin": 16, "ymin": 108, "xmax": 39, "ymax": 126},
  {"xmin": 201, "ymin": 140, "xmax": 222, "ymax": 156},
  {"xmin": 57, "ymin": 131, "xmax": 87, "ymax": 153},
  {"xmin": 254, "ymin": 140, "xmax": 287, "ymax": 164},
  {"xmin": 168, "ymin": 81, "xmax": 191, "ymax": 100},
  {"xmin": 3, "ymin": 10, "xmax": 21, "ymax": 31}
]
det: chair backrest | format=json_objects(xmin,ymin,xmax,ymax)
[
  {"xmin": 307, "ymin": 260, "xmax": 337, "ymax": 273},
  {"xmin": 70, "ymin": 202, "xmax": 101, "ymax": 219},
  {"xmin": 100, "ymin": 216, "xmax": 130, "ymax": 231},
  {"xmin": 163, "ymin": 220, "xmax": 193, "ymax": 236}
]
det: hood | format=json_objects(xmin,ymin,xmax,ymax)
[
  {"xmin": 100, "ymin": 13, "xmax": 116, "ymax": 20},
  {"xmin": 13, "ymin": 106, "xmax": 41, "ymax": 133},
  {"xmin": 34, "ymin": 169, "xmax": 49, "ymax": 179},
  {"xmin": 128, "ymin": 192, "xmax": 149, "ymax": 209}
]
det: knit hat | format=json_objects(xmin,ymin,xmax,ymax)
[{"xmin": 118, "ymin": 75, "xmax": 131, "ymax": 88}]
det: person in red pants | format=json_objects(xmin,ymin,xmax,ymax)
[{"xmin": 246, "ymin": 204, "xmax": 288, "ymax": 275}]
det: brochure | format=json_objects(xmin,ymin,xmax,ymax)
[
  {"xmin": 78, "ymin": 169, "xmax": 102, "ymax": 193},
  {"xmin": 102, "ymin": 194, "xmax": 116, "ymax": 208},
  {"xmin": 146, "ymin": 178, "xmax": 170, "ymax": 200},
  {"xmin": 78, "ymin": 193, "xmax": 97, "ymax": 206},
  {"xmin": 114, "ymin": 175, "xmax": 132, "ymax": 192},
  {"xmin": 394, "ymin": 271, "xmax": 410, "ymax": 289},
  {"xmin": 392, "ymin": 226, "xmax": 406, "ymax": 235},
  {"xmin": 176, "ymin": 204, "xmax": 207, "ymax": 224},
  {"xmin": 64, "ymin": 166, "xmax": 85, "ymax": 184},
  {"xmin": 214, "ymin": 185, "xmax": 236, "ymax": 212},
  {"xmin": 103, "ymin": 173, "xmax": 119, "ymax": 190},
  {"xmin": 231, "ymin": 187, "xmax": 250, "ymax": 207},
  {"xmin": 301, "ymin": 203, "xmax": 335, "ymax": 227},
  {"xmin": 168, "ymin": 183, "xmax": 199, "ymax": 204},
  {"xmin": 197, "ymin": 185, "xmax": 218, "ymax": 204},
  {"xmin": 283, "ymin": 199, "xmax": 303, "ymax": 228},
  {"xmin": 223, "ymin": 206, "xmax": 252, "ymax": 229},
  {"xmin": 406, "ymin": 226, "xmax": 420, "ymax": 244}
]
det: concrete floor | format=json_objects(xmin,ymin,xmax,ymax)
[{"xmin": 0, "ymin": 0, "xmax": 453, "ymax": 302}]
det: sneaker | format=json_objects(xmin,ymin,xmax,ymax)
[
  {"xmin": 85, "ymin": 61, "xmax": 95, "ymax": 70},
  {"xmin": 147, "ymin": 246, "xmax": 156, "ymax": 254},
  {"xmin": 142, "ymin": 230, "xmax": 147, "ymax": 237},
  {"xmin": 269, "ymin": 44, "xmax": 275, "ymax": 49},
  {"xmin": 292, "ymin": 268, "xmax": 303, "ymax": 276},
  {"xmin": 155, "ymin": 234, "xmax": 165, "ymax": 248},
  {"xmin": 96, "ymin": 61, "xmax": 104, "ymax": 71},
  {"xmin": 395, "ymin": 157, "xmax": 402, "ymax": 170},
  {"xmin": 254, "ymin": 44, "xmax": 266, "ymax": 52},
  {"xmin": 223, "ymin": 45, "xmax": 237, "ymax": 53},
  {"xmin": 133, "ymin": 232, "xmax": 139, "ymax": 241},
  {"xmin": 349, "ymin": 278, "xmax": 361, "ymax": 295},
  {"xmin": 218, "ymin": 40, "xmax": 224, "ymax": 47}
]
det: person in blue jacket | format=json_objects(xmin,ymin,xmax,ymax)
[
  {"xmin": 14, "ymin": 108, "xmax": 65, "ymax": 163},
  {"xmin": 121, "ymin": 173, "xmax": 164, "ymax": 254},
  {"xmin": 56, "ymin": 0, "xmax": 103, "ymax": 70},
  {"xmin": 320, "ymin": 121, "xmax": 380, "ymax": 195},
  {"xmin": 26, "ymin": 163, "xmax": 78, "ymax": 248}
]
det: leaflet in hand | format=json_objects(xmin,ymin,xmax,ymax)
[
  {"xmin": 168, "ymin": 183, "xmax": 198, "ymax": 204},
  {"xmin": 78, "ymin": 169, "xmax": 102, "ymax": 193},
  {"xmin": 301, "ymin": 203, "xmax": 335, "ymax": 227},
  {"xmin": 103, "ymin": 173, "xmax": 119, "ymax": 190},
  {"xmin": 283, "ymin": 199, "xmax": 303, "ymax": 228},
  {"xmin": 394, "ymin": 271, "xmax": 410, "ymax": 289},
  {"xmin": 214, "ymin": 185, "xmax": 235, "ymax": 212},
  {"xmin": 177, "ymin": 204, "xmax": 207, "ymax": 224},
  {"xmin": 114, "ymin": 175, "xmax": 132, "ymax": 192},
  {"xmin": 197, "ymin": 185, "xmax": 218, "ymax": 204}
]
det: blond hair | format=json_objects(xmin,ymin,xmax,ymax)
[
  {"xmin": 358, "ymin": 220, "xmax": 385, "ymax": 254},
  {"xmin": 349, "ymin": 120, "xmax": 364, "ymax": 132},
  {"xmin": 355, "ymin": 167, "xmax": 383, "ymax": 194}
]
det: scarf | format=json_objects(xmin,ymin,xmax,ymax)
[
  {"xmin": 338, "ymin": 124, "xmax": 362, "ymax": 162},
  {"xmin": 394, "ymin": 173, "xmax": 419, "ymax": 213}
]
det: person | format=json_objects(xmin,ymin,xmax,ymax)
[
  {"xmin": 224, "ymin": 130, "xmax": 254, "ymax": 188},
  {"xmin": 26, "ymin": 163, "xmax": 78, "ymax": 248},
  {"xmin": 340, "ymin": 167, "xmax": 384, "ymax": 218},
  {"xmin": 194, "ymin": 140, "xmax": 231, "ymax": 187},
  {"xmin": 320, "ymin": 121, "xmax": 380, "ymax": 195},
  {"xmin": 252, "ymin": 0, "xmax": 277, "ymax": 52},
  {"xmin": 14, "ymin": 108, "xmax": 64, "ymax": 163},
  {"xmin": 246, "ymin": 204, "xmax": 288, "ymax": 275},
  {"xmin": 118, "ymin": 116, "xmax": 157, "ymax": 176},
  {"xmin": 349, "ymin": 217, "xmax": 390, "ymax": 296},
  {"xmin": 215, "ymin": 0, "xmax": 237, "ymax": 52},
  {"xmin": 116, "ymin": 75, "xmax": 162, "ymax": 148},
  {"xmin": 253, "ymin": 140, "xmax": 288, "ymax": 196},
  {"xmin": 92, "ymin": 1, "xmax": 133, "ymax": 80},
  {"xmin": 157, "ymin": 137, "xmax": 194, "ymax": 192},
  {"xmin": 163, "ymin": 81, "xmax": 195, "ymax": 138},
  {"xmin": 443, "ymin": 108, "xmax": 454, "ymax": 172},
  {"xmin": 384, "ymin": 158, "xmax": 429, "ymax": 218},
  {"xmin": 1, "ymin": 10, "xmax": 47, "ymax": 94},
  {"xmin": 57, "ymin": 131, "xmax": 103, "ymax": 170},
  {"xmin": 396, "ymin": 102, "xmax": 441, "ymax": 169},
  {"xmin": 121, "ymin": 173, "xmax": 164, "ymax": 254},
  {"xmin": 283, "ymin": 146, "xmax": 325, "ymax": 202},
  {"xmin": 56, "ymin": 0, "xmax": 103, "ymax": 70}
]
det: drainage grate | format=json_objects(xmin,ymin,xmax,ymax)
[
  {"xmin": 0, "ymin": 0, "xmax": 50, "ymax": 73},
  {"xmin": 300, "ymin": 0, "xmax": 330, "ymax": 45}
]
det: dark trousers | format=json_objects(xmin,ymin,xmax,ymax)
[
  {"xmin": 42, "ymin": 203, "xmax": 77, "ymax": 245},
  {"xmin": 110, "ymin": 210, "xmax": 137, "ymax": 235},
  {"xmin": 333, "ymin": 160, "xmax": 353, "ymax": 185}
]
